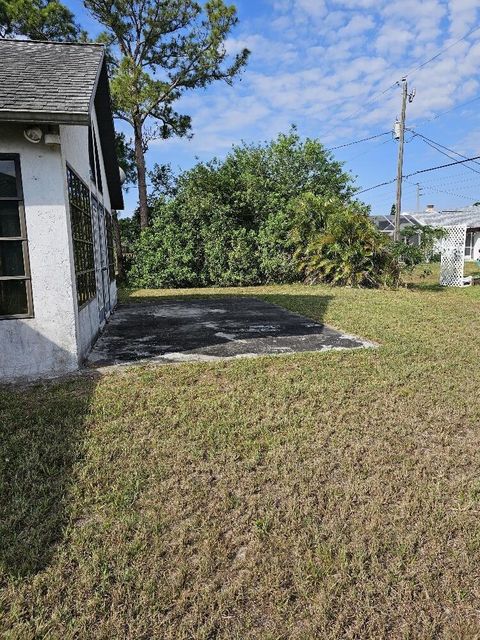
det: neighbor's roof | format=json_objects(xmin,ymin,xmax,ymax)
[
  {"xmin": 0, "ymin": 39, "xmax": 123, "ymax": 209},
  {"xmin": 409, "ymin": 206, "xmax": 480, "ymax": 228},
  {"xmin": 0, "ymin": 39, "xmax": 105, "ymax": 124}
]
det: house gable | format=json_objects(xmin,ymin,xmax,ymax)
[{"xmin": 0, "ymin": 39, "xmax": 123, "ymax": 210}]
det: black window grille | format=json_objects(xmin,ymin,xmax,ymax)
[
  {"xmin": 0, "ymin": 154, "xmax": 33, "ymax": 318},
  {"xmin": 67, "ymin": 166, "xmax": 96, "ymax": 306},
  {"xmin": 105, "ymin": 210, "xmax": 115, "ymax": 282}
]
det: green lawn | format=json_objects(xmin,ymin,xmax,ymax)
[{"xmin": 2, "ymin": 277, "xmax": 480, "ymax": 638}]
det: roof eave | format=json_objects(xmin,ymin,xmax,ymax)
[
  {"xmin": 93, "ymin": 60, "xmax": 124, "ymax": 210},
  {"xmin": 0, "ymin": 110, "xmax": 89, "ymax": 125}
]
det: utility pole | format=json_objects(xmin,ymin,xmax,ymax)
[
  {"xmin": 394, "ymin": 78, "xmax": 408, "ymax": 242},
  {"xmin": 415, "ymin": 182, "xmax": 423, "ymax": 212}
]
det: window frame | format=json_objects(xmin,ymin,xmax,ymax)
[
  {"xmin": 93, "ymin": 132, "xmax": 103, "ymax": 195},
  {"xmin": 105, "ymin": 209, "xmax": 116, "ymax": 282},
  {"xmin": 0, "ymin": 154, "xmax": 34, "ymax": 320},
  {"xmin": 88, "ymin": 126, "xmax": 96, "ymax": 185},
  {"xmin": 465, "ymin": 230, "xmax": 474, "ymax": 258},
  {"xmin": 67, "ymin": 163, "xmax": 97, "ymax": 309}
]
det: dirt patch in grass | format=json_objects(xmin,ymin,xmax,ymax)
[{"xmin": 1, "ymin": 283, "xmax": 480, "ymax": 638}]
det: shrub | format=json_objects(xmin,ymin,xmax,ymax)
[
  {"xmin": 295, "ymin": 200, "xmax": 401, "ymax": 288},
  {"xmin": 396, "ymin": 224, "xmax": 446, "ymax": 267},
  {"xmin": 127, "ymin": 204, "xmax": 200, "ymax": 288},
  {"xmin": 127, "ymin": 129, "xmax": 355, "ymax": 288},
  {"xmin": 126, "ymin": 130, "xmax": 408, "ymax": 290}
]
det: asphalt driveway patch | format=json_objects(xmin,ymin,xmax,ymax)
[{"xmin": 87, "ymin": 297, "xmax": 375, "ymax": 367}]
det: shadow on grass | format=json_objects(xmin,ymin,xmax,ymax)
[
  {"xmin": 405, "ymin": 282, "xmax": 446, "ymax": 292},
  {"xmin": 0, "ymin": 374, "xmax": 98, "ymax": 578},
  {"xmin": 121, "ymin": 288, "xmax": 333, "ymax": 312},
  {"xmin": 121, "ymin": 291, "xmax": 333, "ymax": 320}
]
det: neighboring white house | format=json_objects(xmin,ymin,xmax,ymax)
[
  {"xmin": 372, "ymin": 205, "xmax": 480, "ymax": 261},
  {"xmin": 414, "ymin": 207, "xmax": 480, "ymax": 262},
  {"xmin": 0, "ymin": 39, "xmax": 124, "ymax": 381}
]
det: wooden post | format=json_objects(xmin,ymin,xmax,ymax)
[{"xmin": 394, "ymin": 78, "xmax": 408, "ymax": 242}]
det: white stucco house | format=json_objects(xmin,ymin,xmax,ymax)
[
  {"xmin": 0, "ymin": 39, "xmax": 124, "ymax": 381},
  {"xmin": 372, "ymin": 205, "xmax": 480, "ymax": 261},
  {"xmin": 414, "ymin": 207, "xmax": 480, "ymax": 262}
]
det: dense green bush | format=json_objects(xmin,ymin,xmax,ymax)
[
  {"xmin": 127, "ymin": 129, "xmax": 356, "ymax": 288},
  {"xmin": 294, "ymin": 197, "xmax": 402, "ymax": 288},
  {"xmin": 126, "ymin": 129, "xmax": 410, "ymax": 289},
  {"xmin": 396, "ymin": 224, "xmax": 445, "ymax": 267},
  {"xmin": 128, "ymin": 203, "xmax": 201, "ymax": 288}
]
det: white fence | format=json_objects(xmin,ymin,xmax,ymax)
[{"xmin": 439, "ymin": 225, "xmax": 467, "ymax": 287}]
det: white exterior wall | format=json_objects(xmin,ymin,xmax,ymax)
[
  {"xmin": 60, "ymin": 107, "xmax": 117, "ymax": 362},
  {"xmin": 474, "ymin": 234, "xmax": 480, "ymax": 261},
  {"xmin": 60, "ymin": 122, "xmax": 101, "ymax": 361},
  {"xmin": 462, "ymin": 230, "xmax": 480, "ymax": 261},
  {"xmin": 0, "ymin": 109, "xmax": 119, "ymax": 382},
  {"xmin": 468, "ymin": 232, "xmax": 480, "ymax": 261},
  {"xmin": 0, "ymin": 123, "xmax": 78, "ymax": 380}
]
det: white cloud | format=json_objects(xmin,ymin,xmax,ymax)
[
  {"xmin": 225, "ymin": 34, "xmax": 298, "ymax": 65},
  {"xmin": 294, "ymin": 0, "xmax": 327, "ymax": 19},
  {"xmin": 337, "ymin": 15, "xmax": 375, "ymax": 38},
  {"xmin": 157, "ymin": 0, "xmax": 480, "ymax": 165},
  {"xmin": 375, "ymin": 24, "xmax": 414, "ymax": 56},
  {"xmin": 448, "ymin": 0, "xmax": 479, "ymax": 37},
  {"xmin": 335, "ymin": 0, "xmax": 379, "ymax": 6},
  {"xmin": 455, "ymin": 129, "xmax": 480, "ymax": 156}
]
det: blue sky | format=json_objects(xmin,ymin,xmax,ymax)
[{"xmin": 66, "ymin": 0, "xmax": 480, "ymax": 218}]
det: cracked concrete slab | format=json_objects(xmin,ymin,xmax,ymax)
[{"xmin": 87, "ymin": 297, "xmax": 375, "ymax": 368}]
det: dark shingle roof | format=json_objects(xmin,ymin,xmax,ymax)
[
  {"xmin": 0, "ymin": 39, "xmax": 104, "ymax": 124},
  {"xmin": 0, "ymin": 39, "xmax": 123, "ymax": 209}
]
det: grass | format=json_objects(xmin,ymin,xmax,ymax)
[
  {"xmin": 404, "ymin": 260, "xmax": 480, "ymax": 289},
  {"xmin": 2, "ymin": 273, "xmax": 480, "ymax": 638}
]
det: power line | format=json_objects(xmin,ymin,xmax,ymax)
[
  {"xmin": 404, "ymin": 179, "xmax": 478, "ymax": 201},
  {"xmin": 356, "ymin": 178, "xmax": 397, "ymax": 195},
  {"xmin": 321, "ymin": 24, "xmax": 480, "ymax": 141},
  {"xmin": 413, "ymin": 170, "xmax": 480, "ymax": 187},
  {"xmin": 415, "ymin": 136, "xmax": 480, "ymax": 175},
  {"xmin": 413, "ymin": 94, "xmax": 480, "ymax": 126},
  {"xmin": 414, "ymin": 132, "xmax": 480, "ymax": 170},
  {"xmin": 343, "ymin": 136, "xmax": 392, "ymax": 162},
  {"xmin": 350, "ymin": 26, "xmax": 480, "ymax": 216},
  {"xmin": 423, "ymin": 185, "xmax": 478, "ymax": 201},
  {"xmin": 326, "ymin": 131, "xmax": 391, "ymax": 151},
  {"xmin": 420, "ymin": 173, "xmax": 480, "ymax": 187},
  {"xmin": 319, "ymin": 84, "xmax": 397, "ymax": 139},
  {"xmin": 405, "ymin": 155, "xmax": 480, "ymax": 178},
  {"xmin": 403, "ymin": 24, "xmax": 480, "ymax": 79},
  {"xmin": 371, "ymin": 185, "xmax": 418, "ymax": 207},
  {"xmin": 356, "ymin": 154, "xmax": 480, "ymax": 195}
]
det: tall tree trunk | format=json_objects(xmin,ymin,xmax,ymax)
[
  {"xmin": 133, "ymin": 117, "xmax": 149, "ymax": 229},
  {"xmin": 111, "ymin": 209, "xmax": 124, "ymax": 282}
]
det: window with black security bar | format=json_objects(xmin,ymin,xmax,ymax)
[
  {"xmin": 105, "ymin": 210, "xmax": 116, "ymax": 282},
  {"xmin": 0, "ymin": 154, "xmax": 33, "ymax": 319},
  {"xmin": 67, "ymin": 166, "xmax": 96, "ymax": 306}
]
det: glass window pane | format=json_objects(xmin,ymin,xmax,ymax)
[
  {"xmin": 0, "ymin": 160, "xmax": 17, "ymax": 198},
  {"xmin": 0, "ymin": 201, "xmax": 21, "ymax": 237},
  {"xmin": 0, "ymin": 279, "xmax": 27, "ymax": 315},
  {"xmin": 0, "ymin": 241, "xmax": 25, "ymax": 276}
]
